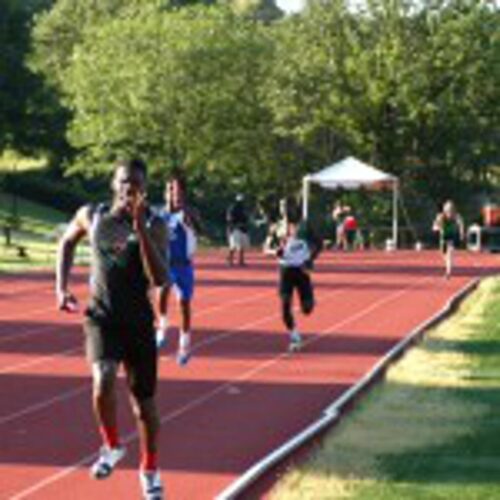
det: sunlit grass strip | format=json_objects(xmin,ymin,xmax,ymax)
[
  {"xmin": 0, "ymin": 192, "xmax": 89, "ymax": 272},
  {"xmin": 0, "ymin": 150, "xmax": 47, "ymax": 172},
  {"xmin": 271, "ymin": 278, "xmax": 500, "ymax": 500},
  {"xmin": 0, "ymin": 239, "xmax": 90, "ymax": 273},
  {"xmin": 0, "ymin": 193, "xmax": 67, "ymax": 231}
]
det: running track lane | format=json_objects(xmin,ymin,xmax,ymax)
[{"xmin": 0, "ymin": 250, "xmax": 498, "ymax": 500}]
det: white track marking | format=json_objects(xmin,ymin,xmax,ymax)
[{"xmin": 8, "ymin": 274, "xmax": 434, "ymax": 499}]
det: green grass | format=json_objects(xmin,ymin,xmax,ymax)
[
  {"xmin": 0, "ymin": 192, "xmax": 68, "ymax": 229},
  {"xmin": 272, "ymin": 278, "xmax": 500, "ymax": 500},
  {"xmin": 0, "ymin": 192, "xmax": 89, "ymax": 272},
  {"xmin": 0, "ymin": 149, "xmax": 47, "ymax": 172}
]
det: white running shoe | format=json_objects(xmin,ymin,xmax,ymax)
[
  {"xmin": 177, "ymin": 332, "xmax": 192, "ymax": 366},
  {"xmin": 139, "ymin": 469, "xmax": 164, "ymax": 500},
  {"xmin": 156, "ymin": 329, "xmax": 168, "ymax": 349},
  {"xmin": 176, "ymin": 346, "xmax": 192, "ymax": 366},
  {"xmin": 156, "ymin": 317, "xmax": 169, "ymax": 349},
  {"xmin": 90, "ymin": 445, "xmax": 126, "ymax": 479},
  {"xmin": 288, "ymin": 331, "xmax": 303, "ymax": 352}
]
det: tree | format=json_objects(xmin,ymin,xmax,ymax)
[
  {"xmin": 0, "ymin": 0, "xmax": 67, "ymax": 158},
  {"xmin": 41, "ymin": 6, "xmax": 275, "ymax": 189},
  {"xmin": 29, "ymin": 0, "xmax": 499, "ymax": 218},
  {"xmin": 265, "ymin": 0, "xmax": 499, "ymax": 207}
]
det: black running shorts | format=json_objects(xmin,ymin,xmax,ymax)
[
  {"xmin": 440, "ymin": 234, "xmax": 460, "ymax": 254},
  {"xmin": 279, "ymin": 266, "xmax": 314, "ymax": 307},
  {"xmin": 83, "ymin": 317, "xmax": 157, "ymax": 400}
]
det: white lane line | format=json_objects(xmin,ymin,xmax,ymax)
[
  {"xmin": 0, "ymin": 287, "xmax": 274, "ymax": 374},
  {"xmin": 7, "ymin": 274, "xmax": 433, "ymax": 499},
  {"xmin": 0, "ymin": 385, "xmax": 89, "ymax": 426},
  {"xmin": 0, "ymin": 323, "xmax": 80, "ymax": 345},
  {"xmin": 0, "ymin": 346, "xmax": 82, "ymax": 375},
  {"xmin": 0, "ymin": 305, "xmax": 62, "ymax": 322},
  {"xmin": 216, "ymin": 275, "xmax": 479, "ymax": 500},
  {"xmin": 0, "ymin": 270, "xmax": 369, "ymax": 425},
  {"xmin": 0, "ymin": 269, "xmax": 427, "ymax": 425},
  {"xmin": 0, "ymin": 285, "xmax": 272, "ymax": 345}
]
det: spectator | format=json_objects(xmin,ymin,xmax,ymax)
[
  {"xmin": 342, "ymin": 207, "xmax": 358, "ymax": 250},
  {"xmin": 226, "ymin": 194, "xmax": 250, "ymax": 266}
]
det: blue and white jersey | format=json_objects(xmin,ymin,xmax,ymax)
[{"xmin": 161, "ymin": 209, "xmax": 196, "ymax": 266}]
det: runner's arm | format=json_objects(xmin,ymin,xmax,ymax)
[
  {"xmin": 457, "ymin": 214, "xmax": 465, "ymax": 240},
  {"xmin": 432, "ymin": 213, "xmax": 443, "ymax": 233},
  {"xmin": 55, "ymin": 205, "xmax": 91, "ymax": 311},
  {"xmin": 184, "ymin": 205, "xmax": 203, "ymax": 234},
  {"xmin": 263, "ymin": 225, "xmax": 282, "ymax": 257},
  {"xmin": 133, "ymin": 198, "xmax": 168, "ymax": 287}
]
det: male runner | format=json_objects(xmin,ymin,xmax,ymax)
[
  {"xmin": 433, "ymin": 199, "xmax": 465, "ymax": 278},
  {"xmin": 264, "ymin": 201, "xmax": 322, "ymax": 351},
  {"xmin": 56, "ymin": 158, "xmax": 168, "ymax": 500},
  {"xmin": 156, "ymin": 174, "xmax": 199, "ymax": 366}
]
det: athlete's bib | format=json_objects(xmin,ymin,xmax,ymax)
[{"xmin": 280, "ymin": 237, "xmax": 311, "ymax": 267}]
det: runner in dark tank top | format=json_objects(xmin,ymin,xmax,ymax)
[
  {"xmin": 55, "ymin": 159, "xmax": 168, "ymax": 499},
  {"xmin": 87, "ymin": 204, "xmax": 157, "ymax": 327}
]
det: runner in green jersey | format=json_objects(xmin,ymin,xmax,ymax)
[
  {"xmin": 264, "ymin": 200, "xmax": 322, "ymax": 351},
  {"xmin": 432, "ymin": 200, "xmax": 465, "ymax": 279}
]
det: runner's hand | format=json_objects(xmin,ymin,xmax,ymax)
[
  {"xmin": 183, "ymin": 208, "xmax": 194, "ymax": 229},
  {"xmin": 57, "ymin": 290, "xmax": 79, "ymax": 313},
  {"xmin": 131, "ymin": 192, "xmax": 147, "ymax": 232}
]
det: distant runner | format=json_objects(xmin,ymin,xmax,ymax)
[
  {"xmin": 433, "ymin": 200, "xmax": 465, "ymax": 278},
  {"xmin": 156, "ymin": 174, "xmax": 199, "ymax": 366},
  {"xmin": 264, "ymin": 201, "xmax": 322, "ymax": 351}
]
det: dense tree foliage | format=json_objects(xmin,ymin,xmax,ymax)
[
  {"xmin": 266, "ymin": 0, "xmax": 499, "ymax": 204},
  {"xmin": 3, "ymin": 0, "xmax": 499, "ymax": 226},
  {"xmin": 0, "ymin": 0, "xmax": 70, "ymax": 161}
]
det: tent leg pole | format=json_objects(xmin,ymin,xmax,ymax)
[
  {"xmin": 393, "ymin": 181, "xmax": 399, "ymax": 249},
  {"xmin": 302, "ymin": 178, "xmax": 310, "ymax": 220}
]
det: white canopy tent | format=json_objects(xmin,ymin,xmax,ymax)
[{"xmin": 302, "ymin": 156, "xmax": 400, "ymax": 247}]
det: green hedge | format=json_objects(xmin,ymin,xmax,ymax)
[{"xmin": 1, "ymin": 170, "xmax": 105, "ymax": 213}]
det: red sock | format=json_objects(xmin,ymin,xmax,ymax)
[
  {"xmin": 141, "ymin": 451, "xmax": 158, "ymax": 472},
  {"xmin": 99, "ymin": 426, "xmax": 120, "ymax": 449}
]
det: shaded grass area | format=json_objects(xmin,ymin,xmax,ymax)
[
  {"xmin": 272, "ymin": 278, "xmax": 500, "ymax": 500},
  {"xmin": 0, "ymin": 192, "xmax": 89, "ymax": 272}
]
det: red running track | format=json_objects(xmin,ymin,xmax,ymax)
[{"xmin": 0, "ymin": 249, "xmax": 498, "ymax": 500}]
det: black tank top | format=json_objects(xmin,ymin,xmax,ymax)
[{"xmin": 86, "ymin": 204, "xmax": 155, "ymax": 327}]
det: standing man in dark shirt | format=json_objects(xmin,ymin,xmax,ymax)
[
  {"xmin": 56, "ymin": 158, "xmax": 168, "ymax": 500},
  {"xmin": 226, "ymin": 194, "xmax": 249, "ymax": 266}
]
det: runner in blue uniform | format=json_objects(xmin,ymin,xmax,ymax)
[
  {"xmin": 156, "ymin": 174, "xmax": 199, "ymax": 366},
  {"xmin": 55, "ymin": 159, "xmax": 168, "ymax": 500}
]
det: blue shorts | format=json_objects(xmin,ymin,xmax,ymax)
[{"xmin": 170, "ymin": 264, "xmax": 194, "ymax": 301}]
